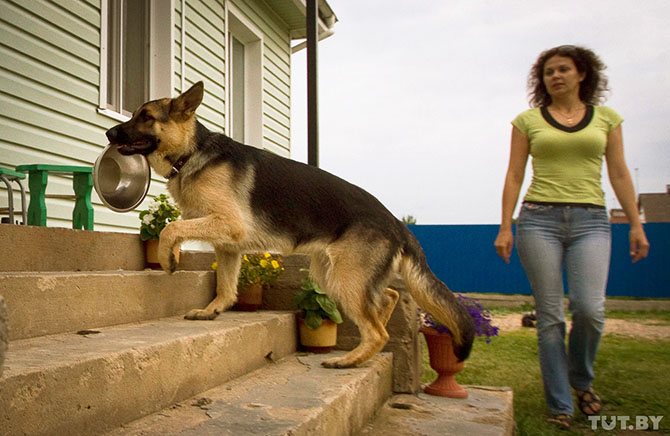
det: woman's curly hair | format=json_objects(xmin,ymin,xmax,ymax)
[{"xmin": 527, "ymin": 45, "xmax": 609, "ymax": 107}]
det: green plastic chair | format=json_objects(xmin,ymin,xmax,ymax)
[{"xmin": 0, "ymin": 167, "xmax": 27, "ymax": 225}]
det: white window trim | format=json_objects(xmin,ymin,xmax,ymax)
[
  {"xmin": 98, "ymin": 0, "xmax": 174, "ymax": 122},
  {"xmin": 226, "ymin": 2, "xmax": 264, "ymax": 148}
]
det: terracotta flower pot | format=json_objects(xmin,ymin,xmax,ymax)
[
  {"xmin": 144, "ymin": 238, "xmax": 161, "ymax": 269},
  {"xmin": 144, "ymin": 238, "xmax": 180, "ymax": 270},
  {"xmin": 421, "ymin": 327, "xmax": 467, "ymax": 398},
  {"xmin": 234, "ymin": 282, "xmax": 263, "ymax": 311},
  {"xmin": 298, "ymin": 318, "xmax": 337, "ymax": 353}
]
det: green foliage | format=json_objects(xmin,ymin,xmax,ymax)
[
  {"xmin": 139, "ymin": 194, "xmax": 180, "ymax": 241},
  {"xmin": 235, "ymin": 253, "xmax": 284, "ymax": 288},
  {"xmin": 401, "ymin": 215, "xmax": 417, "ymax": 225},
  {"xmin": 292, "ymin": 269, "xmax": 343, "ymax": 329}
]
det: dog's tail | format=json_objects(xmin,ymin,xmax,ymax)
[{"xmin": 399, "ymin": 231, "xmax": 475, "ymax": 361}]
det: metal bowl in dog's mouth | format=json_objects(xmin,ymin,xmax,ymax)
[{"xmin": 94, "ymin": 144, "xmax": 151, "ymax": 212}]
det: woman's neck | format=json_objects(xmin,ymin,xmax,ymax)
[{"xmin": 550, "ymin": 95, "xmax": 585, "ymax": 111}]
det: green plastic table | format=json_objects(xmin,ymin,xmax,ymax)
[{"xmin": 15, "ymin": 164, "xmax": 94, "ymax": 230}]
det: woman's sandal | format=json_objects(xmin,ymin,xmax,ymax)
[
  {"xmin": 576, "ymin": 387, "xmax": 603, "ymax": 415},
  {"xmin": 547, "ymin": 414, "xmax": 572, "ymax": 430}
]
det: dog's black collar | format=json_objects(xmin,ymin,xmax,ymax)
[{"xmin": 167, "ymin": 155, "xmax": 190, "ymax": 179}]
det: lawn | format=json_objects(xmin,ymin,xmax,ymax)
[{"xmin": 421, "ymin": 310, "xmax": 670, "ymax": 435}]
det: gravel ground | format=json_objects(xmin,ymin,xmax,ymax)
[{"xmin": 493, "ymin": 313, "xmax": 670, "ymax": 341}]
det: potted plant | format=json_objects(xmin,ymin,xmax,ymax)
[
  {"xmin": 139, "ymin": 194, "xmax": 181, "ymax": 269},
  {"xmin": 419, "ymin": 294, "xmax": 499, "ymax": 398},
  {"xmin": 217, "ymin": 252, "xmax": 284, "ymax": 311},
  {"xmin": 293, "ymin": 269, "xmax": 343, "ymax": 353}
]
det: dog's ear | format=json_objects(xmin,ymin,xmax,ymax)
[{"xmin": 171, "ymin": 81, "xmax": 204, "ymax": 120}]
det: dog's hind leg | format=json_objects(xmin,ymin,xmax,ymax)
[
  {"xmin": 184, "ymin": 248, "xmax": 241, "ymax": 320},
  {"xmin": 311, "ymin": 245, "xmax": 400, "ymax": 368},
  {"xmin": 320, "ymin": 286, "xmax": 398, "ymax": 368}
]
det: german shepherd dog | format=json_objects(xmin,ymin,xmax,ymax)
[{"xmin": 106, "ymin": 82, "xmax": 474, "ymax": 368}]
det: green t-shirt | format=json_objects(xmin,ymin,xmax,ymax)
[{"xmin": 511, "ymin": 105, "xmax": 623, "ymax": 206}]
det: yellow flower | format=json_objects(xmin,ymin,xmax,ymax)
[
  {"xmin": 271, "ymin": 260, "xmax": 279, "ymax": 269},
  {"xmin": 243, "ymin": 255, "xmax": 249, "ymax": 262},
  {"xmin": 264, "ymin": 252, "xmax": 271, "ymax": 258},
  {"xmin": 260, "ymin": 259, "xmax": 268, "ymax": 268},
  {"xmin": 211, "ymin": 261, "xmax": 218, "ymax": 270}
]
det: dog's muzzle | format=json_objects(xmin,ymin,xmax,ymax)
[{"xmin": 106, "ymin": 126, "xmax": 157, "ymax": 156}]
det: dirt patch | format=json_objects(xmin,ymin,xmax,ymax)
[{"xmin": 493, "ymin": 314, "xmax": 670, "ymax": 341}]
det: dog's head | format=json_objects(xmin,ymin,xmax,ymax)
[{"xmin": 105, "ymin": 81, "xmax": 204, "ymax": 157}]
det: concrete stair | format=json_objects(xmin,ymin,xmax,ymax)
[
  {"xmin": 0, "ymin": 225, "xmax": 513, "ymax": 435},
  {"xmin": 0, "ymin": 226, "xmax": 395, "ymax": 436},
  {"xmin": 103, "ymin": 352, "xmax": 393, "ymax": 436},
  {"xmin": 2, "ymin": 313, "xmax": 297, "ymax": 436}
]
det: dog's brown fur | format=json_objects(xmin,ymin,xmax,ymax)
[{"xmin": 106, "ymin": 82, "xmax": 474, "ymax": 368}]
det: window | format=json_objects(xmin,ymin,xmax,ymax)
[
  {"xmin": 227, "ymin": 6, "xmax": 263, "ymax": 146},
  {"xmin": 230, "ymin": 35, "xmax": 246, "ymax": 142},
  {"xmin": 100, "ymin": 0, "xmax": 172, "ymax": 120}
]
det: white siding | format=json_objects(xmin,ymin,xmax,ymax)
[{"xmin": 0, "ymin": 0, "xmax": 293, "ymax": 232}]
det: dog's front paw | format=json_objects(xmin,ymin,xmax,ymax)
[
  {"xmin": 184, "ymin": 308, "xmax": 220, "ymax": 320},
  {"xmin": 157, "ymin": 228, "xmax": 180, "ymax": 273}
]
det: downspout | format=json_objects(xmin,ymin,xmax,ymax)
[{"xmin": 306, "ymin": 0, "xmax": 319, "ymax": 167}]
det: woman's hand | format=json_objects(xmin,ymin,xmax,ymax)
[
  {"xmin": 494, "ymin": 228, "xmax": 515, "ymax": 264},
  {"xmin": 629, "ymin": 226, "xmax": 650, "ymax": 263}
]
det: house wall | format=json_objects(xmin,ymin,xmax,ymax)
[{"xmin": 0, "ymin": 0, "xmax": 292, "ymax": 233}]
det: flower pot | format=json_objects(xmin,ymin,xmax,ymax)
[
  {"xmin": 144, "ymin": 238, "xmax": 161, "ymax": 269},
  {"xmin": 234, "ymin": 282, "xmax": 264, "ymax": 312},
  {"xmin": 144, "ymin": 238, "xmax": 180, "ymax": 270},
  {"xmin": 421, "ymin": 327, "xmax": 467, "ymax": 398},
  {"xmin": 298, "ymin": 318, "xmax": 337, "ymax": 353}
]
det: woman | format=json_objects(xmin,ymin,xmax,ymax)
[{"xmin": 494, "ymin": 45, "xmax": 649, "ymax": 429}]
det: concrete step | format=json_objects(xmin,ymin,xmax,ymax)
[
  {"xmin": 1, "ymin": 311, "xmax": 297, "ymax": 436},
  {"xmin": 362, "ymin": 388, "xmax": 514, "ymax": 436},
  {"xmin": 0, "ymin": 225, "xmax": 145, "ymax": 272},
  {"xmin": 0, "ymin": 224, "xmax": 215, "ymax": 272},
  {"xmin": 103, "ymin": 352, "xmax": 393, "ymax": 436},
  {"xmin": 1, "ymin": 270, "xmax": 215, "ymax": 340}
]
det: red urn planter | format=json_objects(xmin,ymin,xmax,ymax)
[{"xmin": 421, "ymin": 327, "xmax": 468, "ymax": 398}]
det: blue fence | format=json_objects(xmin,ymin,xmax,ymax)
[{"xmin": 408, "ymin": 224, "xmax": 669, "ymax": 298}]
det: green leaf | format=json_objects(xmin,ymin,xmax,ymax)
[
  {"xmin": 315, "ymin": 295, "xmax": 343, "ymax": 323},
  {"xmin": 316, "ymin": 294, "xmax": 336, "ymax": 313},
  {"xmin": 305, "ymin": 311, "xmax": 323, "ymax": 329},
  {"xmin": 140, "ymin": 228, "xmax": 154, "ymax": 241},
  {"xmin": 329, "ymin": 308, "xmax": 343, "ymax": 324}
]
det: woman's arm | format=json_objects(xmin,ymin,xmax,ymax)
[
  {"xmin": 605, "ymin": 124, "xmax": 650, "ymax": 263},
  {"xmin": 494, "ymin": 126, "xmax": 530, "ymax": 263}
]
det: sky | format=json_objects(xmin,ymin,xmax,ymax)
[{"xmin": 289, "ymin": 0, "xmax": 670, "ymax": 224}]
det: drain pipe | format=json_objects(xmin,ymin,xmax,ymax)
[{"xmin": 306, "ymin": 0, "xmax": 319, "ymax": 167}]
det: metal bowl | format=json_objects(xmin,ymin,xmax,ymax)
[{"xmin": 93, "ymin": 144, "xmax": 151, "ymax": 212}]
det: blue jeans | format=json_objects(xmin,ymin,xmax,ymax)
[{"xmin": 516, "ymin": 203, "xmax": 611, "ymax": 416}]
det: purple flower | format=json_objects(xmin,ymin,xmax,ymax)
[{"xmin": 419, "ymin": 294, "xmax": 499, "ymax": 343}]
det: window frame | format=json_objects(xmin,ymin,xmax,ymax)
[
  {"xmin": 99, "ymin": 0, "xmax": 174, "ymax": 122},
  {"xmin": 226, "ymin": 3, "xmax": 263, "ymax": 147}
]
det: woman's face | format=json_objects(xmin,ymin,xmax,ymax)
[{"xmin": 542, "ymin": 55, "xmax": 586, "ymax": 100}]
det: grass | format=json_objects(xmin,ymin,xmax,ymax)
[{"xmin": 421, "ymin": 310, "xmax": 670, "ymax": 436}]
